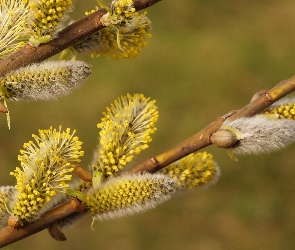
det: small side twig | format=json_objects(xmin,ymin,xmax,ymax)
[{"xmin": 0, "ymin": 74, "xmax": 295, "ymax": 247}]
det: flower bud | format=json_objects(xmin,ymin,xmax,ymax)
[{"xmin": 211, "ymin": 130, "xmax": 238, "ymax": 148}]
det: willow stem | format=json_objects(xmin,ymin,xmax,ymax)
[
  {"xmin": 0, "ymin": 199, "xmax": 85, "ymax": 248},
  {"xmin": 130, "ymin": 74, "xmax": 295, "ymax": 173},
  {"xmin": 1, "ymin": 74, "xmax": 295, "ymax": 248},
  {"xmin": 0, "ymin": 0, "xmax": 162, "ymax": 77}
]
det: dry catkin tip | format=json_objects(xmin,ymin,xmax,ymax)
[
  {"xmin": 161, "ymin": 152, "xmax": 220, "ymax": 190},
  {"xmin": 222, "ymin": 115, "xmax": 295, "ymax": 155},
  {"xmin": 85, "ymin": 173, "xmax": 176, "ymax": 221},
  {"xmin": 90, "ymin": 93, "xmax": 159, "ymax": 178},
  {"xmin": 10, "ymin": 126, "xmax": 83, "ymax": 225},
  {"xmin": 0, "ymin": 60, "xmax": 91, "ymax": 101}
]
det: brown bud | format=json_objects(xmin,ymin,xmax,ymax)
[
  {"xmin": 47, "ymin": 223, "xmax": 67, "ymax": 241},
  {"xmin": 210, "ymin": 129, "xmax": 238, "ymax": 148},
  {"xmin": 75, "ymin": 165, "xmax": 92, "ymax": 182},
  {"xmin": 0, "ymin": 102, "xmax": 8, "ymax": 113},
  {"xmin": 251, "ymin": 90, "xmax": 267, "ymax": 102}
]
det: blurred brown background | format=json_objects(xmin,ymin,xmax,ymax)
[{"xmin": 1, "ymin": 0, "xmax": 295, "ymax": 249}]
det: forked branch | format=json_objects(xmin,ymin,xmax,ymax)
[
  {"xmin": 1, "ymin": 0, "xmax": 295, "ymax": 247},
  {"xmin": 1, "ymin": 74, "xmax": 295, "ymax": 248}
]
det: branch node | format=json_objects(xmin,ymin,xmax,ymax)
[
  {"xmin": 251, "ymin": 90, "xmax": 267, "ymax": 102},
  {"xmin": 70, "ymin": 198, "xmax": 87, "ymax": 213},
  {"xmin": 221, "ymin": 110, "xmax": 237, "ymax": 120},
  {"xmin": 151, "ymin": 157, "xmax": 159, "ymax": 164},
  {"xmin": 265, "ymin": 92, "xmax": 271, "ymax": 101}
]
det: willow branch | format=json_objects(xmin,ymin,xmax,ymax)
[
  {"xmin": 0, "ymin": 199, "xmax": 85, "ymax": 248},
  {"xmin": 0, "ymin": 0, "xmax": 162, "ymax": 77},
  {"xmin": 0, "ymin": 74, "xmax": 295, "ymax": 247},
  {"xmin": 130, "ymin": 74, "xmax": 295, "ymax": 173}
]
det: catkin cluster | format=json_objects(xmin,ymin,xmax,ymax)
[
  {"xmin": 0, "ymin": 61, "xmax": 91, "ymax": 101},
  {"xmin": 91, "ymin": 93, "xmax": 159, "ymax": 178},
  {"xmin": 0, "ymin": 0, "xmax": 30, "ymax": 59},
  {"xmin": 86, "ymin": 173, "xmax": 176, "ymax": 221},
  {"xmin": 29, "ymin": 0, "xmax": 73, "ymax": 46},
  {"xmin": 10, "ymin": 127, "xmax": 83, "ymax": 225},
  {"xmin": 161, "ymin": 152, "xmax": 220, "ymax": 190},
  {"xmin": 74, "ymin": 0, "xmax": 152, "ymax": 59}
]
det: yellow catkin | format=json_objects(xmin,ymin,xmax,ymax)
[
  {"xmin": 264, "ymin": 100, "xmax": 295, "ymax": 120},
  {"xmin": 0, "ymin": 0, "xmax": 31, "ymax": 59},
  {"xmin": 74, "ymin": 0, "xmax": 151, "ymax": 60},
  {"xmin": 10, "ymin": 126, "xmax": 83, "ymax": 225},
  {"xmin": 85, "ymin": 173, "xmax": 176, "ymax": 221},
  {"xmin": 161, "ymin": 152, "xmax": 220, "ymax": 190},
  {"xmin": 91, "ymin": 93, "xmax": 159, "ymax": 178},
  {"xmin": 29, "ymin": 0, "xmax": 73, "ymax": 46}
]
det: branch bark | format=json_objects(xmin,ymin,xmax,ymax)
[
  {"xmin": 1, "ymin": 74, "xmax": 295, "ymax": 248},
  {"xmin": 0, "ymin": 0, "xmax": 162, "ymax": 77},
  {"xmin": 130, "ymin": 74, "xmax": 295, "ymax": 173},
  {"xmin": 0, "ymin": 199, "xmax": 85, "ymax": 248},
  {"xmin": 1, "ymin": 0, "xmax": 295, "ymax": 247}
]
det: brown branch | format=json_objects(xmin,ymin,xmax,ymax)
[
  {"xmin": 0, "ymin": 0, "xmax": 162, "ymax": 247},
  {"xmin": 1, "ymin": 0, "xmax": 295, "ymax": 246},
  {"xmin": 0, "ymin": 0, "xmax": 162, "ymax": 77},
  {"xmin": 130, "ymin": 117, "xmax": 225, "ymax": 173},
  {"xmin": 130, "ymin": 74, "xmax": 295, "ymax": 173},
  {"xmin": 0, "ymin": 199, "xmax": 85, "ymax": 248},
  {"xmin": 1, "ymin": 74, "xmax": 295, "ymax": 247}
]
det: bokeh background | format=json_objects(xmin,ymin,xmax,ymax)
[{"xmin": 2, "ymin": 0, "xmax": 295, "ymax": 249}]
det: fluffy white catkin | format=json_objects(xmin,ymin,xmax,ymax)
[
  {"xmin": 223, "ymin": 115, "xmax": 295, "ymax": 154},
  {"xmin": 0, "ymin": 60, "xmax": 91, "ymax": 101}
]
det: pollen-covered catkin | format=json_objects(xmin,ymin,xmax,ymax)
[
  {"xmin": 10, "ymin": 126, "xmax": 84, "ymax": 225},
  {"xmin": 161, "ymin": 152, "xmax": 220, "ymax": 190},
  {"xmin": 0, "ymin": 60, "xmax": 91, "ymax": 101},
  {"xmin": 0, "ymin": 0, "xmax": 30, "ymax": 59},
  {"xmin": 91, "ymin": 93, "xmax": 159, "ymax": 178},
  {"xmin": 85, "ymin": 173, "xmax": 176, "ymax": 221},
  {"xmin": 29, "ymin": 0, "xmax": 73, "ymax": 46},
  {"xmin": 74, "ymin": 12, "xmax": 151, "ymax": 60},
  {"xmin": 222, "ymin": 115, "xmax": 295, "ymax": 154},
  {"xmin": 264, "ymin": 97, "xmax": 295, "ymax": 120},
  {"xmin": 100, "ymin": 0, "xmax": 136, "ymax": 27}
]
